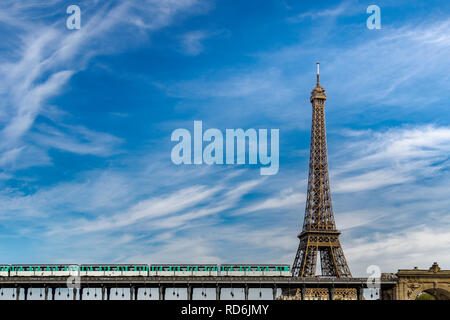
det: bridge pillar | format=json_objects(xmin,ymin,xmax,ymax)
[
  {"xmin": 272, "ymin": 286, "xmax": 277, "ymax": 300},
  {"xmin": 329, "ymin": 287, "xmax": 335, "ymax": 300},
  {"xmin": 102, "ymin": 286, "xmax": 105, "ymax": 300},
  {"xmin": 216, "ymin": 286, "xmax": 221, "ymax": 300},
  {"xmin": 130, "ymin": 286, "xmax": 136, "ymax": 300},
  {"xmin": 74, "ymin": 288, "xmax": 78, "ymax": 300},
  {"xmin": 16, "ymin": 287, "xmax": 20, "ymax": 300},
  {"xmin": 51, "ymin": 287, "xmax": 56, "ymax": 300},
  {"xmin": 300, "ymin": 287, "xmax": 306, "ymax": 300},
  {"xmin": 106, "ymin": 287, "xmax": 111, "ymax": 300},
  {"xmin": 357, "ymin": 287, "xmax": 364, "ymax": 300},
  {"xmin": 187, "ymin": 286, "xmax": 193, "ymax": 300},
  {"xmin": 244, "ymin": 285, "xmax": 249, "ymax": 300},
  {"xmin": 159, "ymin": 286, "xmax": 165, "ymax": 300},
  {"xmin": 24, "ymin": 287, "xmax": 28, "ymax": 301},
  {"xmin": 45, "ymin": 287, "xmax": 49, "ymax": 300}
]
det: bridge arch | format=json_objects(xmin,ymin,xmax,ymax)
[{"xmin": 411, "ymin": 284, "xmax": 450, "ymax": 300}]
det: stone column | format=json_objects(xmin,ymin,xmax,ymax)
[
  {"xmin": 300, "ymin": 287, "xmax": 306, "ymax": 300},
  {"xmin": 357, "ymin": 287, "xmax": 364, "ymax": 300},
  {"xmin": 329, "ymin": 287, "xmax": 335, "ymax": 300},
  {"xmin": 216, "ymin": 286, "xmax": 221, "ymax": 300},
  {"xmin": 187, "ymin": 286, "xmax": 193, "ymax": 300},
  {"xmin": 130, "ymin": 286, "xmax": 135, "ymax": 300},
  {"xmin": 159, "ymin": 286, "xmax": 165, "ymax": 300}
]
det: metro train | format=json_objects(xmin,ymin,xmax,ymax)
[{"xmin": 0, "ymin": 264, "xmax": 291, "ymax": 277}]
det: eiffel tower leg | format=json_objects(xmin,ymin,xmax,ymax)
[
  {"xmin": 320, "ymin": 247, "xmax": 337, "ymax": 277},
  {"xmin": 332, "ymin": 246, "xmax": 352, "ymax": 277},
  {"xmin": 301, "ymin": 240, "xmax": 318, "ymax": 277}
]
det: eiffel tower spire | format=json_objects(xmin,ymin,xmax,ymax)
[{"xmin": 292, "ymin": 63, "xmax": 352, "ymax": 278}]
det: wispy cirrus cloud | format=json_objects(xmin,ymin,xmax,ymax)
[
  {"xmin": 332, "ymin": 125, "xmax": 450, "ymax": 193},
  {"xmin": 180, "ymin": 29, "xmax": 228, "ymax": 55},
  {"xmin": 345, "ymin": 225, "xmax": 450, "ymax": 275},
  {"xmin": 30, "ymin": 123, "xmax": 123, "ymax": 156},
  {"xmin": 286, "ymin": 0, "xmax": 356, "ymax": 23},
  {"xmin": 0, "ymin": 0, "xmax": 207, "ymax": 173}
]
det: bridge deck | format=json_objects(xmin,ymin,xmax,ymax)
[{"xmin": 0, "ymin": 276, "xmax": 396, "ymax": 288}]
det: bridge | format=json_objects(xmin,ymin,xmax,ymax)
[{"xmin": 0, "ymin": 276, "xmax": 398, "ymax": 300}]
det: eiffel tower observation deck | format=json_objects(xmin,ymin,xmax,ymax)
[{"xmin": 292, "ymin": 63, "xmax": 352, "ymax": 278}]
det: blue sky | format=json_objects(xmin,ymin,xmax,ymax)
[{"xmin": 0, "ymin": 0, "xmax": 449, "ymax": 277}]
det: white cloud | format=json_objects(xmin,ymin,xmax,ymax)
[
  {"xmin": 237, "ymin": 187, "xmax": 305, "ymax": 215},
  {"xmin": 287, "ymin": 0, "xmax": 356, "ymax": 22},
  {"xmin": 332, "ymin": 125, "xmax": 450, "ymax": 193},
  {"xmin": 31, "ymin": 123, "xmax": 123, "ymax": 156},
  {"xmin": 0, "ymin": 0, "xmax": 207, "ymax": 172},
  {"xmin": 181, "ymin": 30, "xmax": 210, "ymax": 55},
  {"xmin": 346, "ymin": 225, "xmax": 450, "ymax": 275}
]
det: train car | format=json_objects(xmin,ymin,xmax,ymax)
[
  {"xmin": 220, "ymin": 264, "xmax": 291, "ymax": 276},
  {"xmin": 80, "ymin": 264, "xmax": 148, "ymax": 276},
  {"xmin": 9, "ymin": 264, "xmax": 77, "ymax": 276},
  {"xmin": 0, "ymin": 265, "xmax": 10, "ymax": 277},
  {"xmin": 150, "ymin": 264, "xmax": 219, "ymax": 276}
]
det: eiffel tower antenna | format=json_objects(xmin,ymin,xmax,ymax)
[
  {"xmin": 316, "ymin": 62, "xmax": 320, "ymax": 85},
  {"xmin": 292, "ymin": 63, "xmax": 352, "ymax": 278}
]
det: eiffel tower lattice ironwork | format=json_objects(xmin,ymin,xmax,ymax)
[{"xmin": 292, "ymin": 63, "xmax": 352, "ymax": 278}]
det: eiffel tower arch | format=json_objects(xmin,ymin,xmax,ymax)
[{"xmin": 292, "ymin": 63, "xmax": 352, "ymax": 278}]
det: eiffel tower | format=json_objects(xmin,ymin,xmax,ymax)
[{"xmin": 292, "ymin": 63, "xmax": 352, "ymax": 278}]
